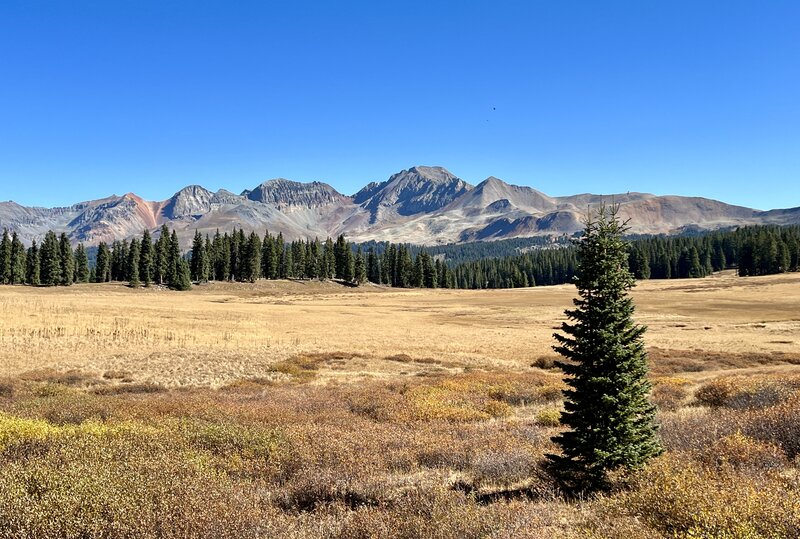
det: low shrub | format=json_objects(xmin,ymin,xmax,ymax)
[{"xmin": 534, "ymin": 408, "xmax": 562, "ymax": 427}]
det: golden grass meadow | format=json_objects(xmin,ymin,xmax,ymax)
[{"xmin": 1, "ymin": 270, "xmax": 799, "ymax": 538}]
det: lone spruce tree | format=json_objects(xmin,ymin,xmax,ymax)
[{"xmin": 548, "ymin": 204, "xmax": 662, "ymax": 492}]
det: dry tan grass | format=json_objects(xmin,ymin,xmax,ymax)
[
  {"xmin": 1, "ymin": 270, "xmax": 799, "ymax": 387},
  {"xmin": 1, "ymin": 271, "xmax": 800, "ymax": 537}
]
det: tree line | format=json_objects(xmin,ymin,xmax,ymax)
[
  {"xmin": 447, "ymin": 224, "xmax": 800, "ymax": 289},
  {"xmin": 186, "ymin": 228, "xmax": 454, "ymax": 288},
  {"xmin": 0, "ymin": 226, "xmax": 457, "ymax": 290},
  {"xmin": 2, "ymin": 224, "xmax": 798, "ymax": 290},
  {"xmin": 0, "ymin": 230, "xmax": 90, "ymax": 287}
]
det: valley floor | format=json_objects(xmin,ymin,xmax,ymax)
[
  {"xmin": 1, "ymin": 270, "xmax": 799, "ymax": 385},
  {"xmin": 0, "ymin": 271, "xmax": 799, "ymax": 537}
]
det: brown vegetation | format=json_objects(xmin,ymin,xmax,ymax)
[{"xmin": 0, "ymin": 271, "xmax": 799, "ymax": 536}]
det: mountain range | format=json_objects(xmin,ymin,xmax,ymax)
[{"xmin": 2, "ymin": 166, "xmax": 799, "ymax": 247}]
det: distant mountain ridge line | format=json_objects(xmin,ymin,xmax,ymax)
[{"xmin": 1, "ymin": 165, "xmax": 799, "ymax": 246}]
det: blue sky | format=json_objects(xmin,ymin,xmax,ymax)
[{"xmin": 1, "ymin": 1, "xmax": 798, "ymax": 210}]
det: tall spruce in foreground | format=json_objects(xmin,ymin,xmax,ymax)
[{"xmin": 548, "ymin": 204, "xmax": 662, "ymax": 492}]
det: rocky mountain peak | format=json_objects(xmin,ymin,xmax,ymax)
[
  {"xmin": 1, "ymin": 165, "xmax": 797, "ymax": 247},
  {"xmin": 244, "ymin": 179, "xmax": 345, "ymax": 209},
  {"xmin": 355, "ymin": 165, "xmax": 473, "ymax": 221},
  {"xmin": 161, "ymin": 185, "xmax": 214, "ymax": 219}
]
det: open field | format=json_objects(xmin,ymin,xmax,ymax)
[
  {"xmin": 1, "ymin": 271, "xmax": 799, "ymax": 537},
  {"xmin": 1, "ymin": 270, "xmax": 799, "ymax": 386}
]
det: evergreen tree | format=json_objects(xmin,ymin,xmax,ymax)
[
  {"xmin": 204, "ymin": 235, "xmax": 213, "ymax": 281},
  {"xmin": 167, "ymin": 230, "xmax": 181, "ymax": 286},
  {"xmin": 212, "ymin": 230, "xmax": 229, "ymax": 281},
  {"xmin": 422, "ymin": 252, "xmax": 437, "ymax": 288},
  {"xmin": 628, "ymin": 246, "xmax": 650, "ymax": 280},
  {"xmin": 0, "ymin": 229, "xmax": 10, "ymax": 284},
  {"xmin": 95, "ymin": 242, "xmax": 111, "ymax": 282},
  {"xmin": 58, "ymin": 233, "xmax": 74, "ymax": 285},
  {"xmin": 381, "ymin": 245, "xmax": 392, "ymax": 285},
  {"xmin": 283, "ymin": 245, "xmax": 294, "ymax": 279},
  {"xmin": 334, "ymin": 234, "xmax": 348, "ymax": 279},
  {"xmin": 343, "ymin": 244, "xmax": 355, "ymax": 282},
  {"xmin": 244, "ymin": 231, "xmax": 261, "ymax": 282},
  {"xmin": 74, "ymin": 243, "xmax": 90, "ymax": 283},
  {"xmin": 190, "ymin": 230, "xmax": 208, "ymax": 282},
  {"xmin": 413, "ymin": 252, "xmax": 424, "ymax": 287},
  {"xmin": 154, "ymin": 225, "xmax": 170, "ymax": 284},
  {"xmin": 262, "ymin": 231, "xmax": 276, "ymax": 279},
  {"xmin": 139, "ymin": 230, "xmax": 154, "ymax": 287},
  {"xmin": 323, "ymin": 237, "xmax": 335, "ymax": 279},
  {"xmin": 26, "ymin": 241, "xmax": 40, "ymax": 285},
  {"xmin": 548, "ymin": 205, "xmax": 662, "ymax": 491},
  {"xmin": 172, "ymin": 258, "xmax": 193, "ymax": 291},
  {"xmin": 276, "ymin": 233, "xmax": 286, "ymax": 279},
  {"xmin": 355, "ymin": 246, "xmax": 367, "ymax": 284},
  {"xmin": 128, "ymin": 239, "xmax": 141, "ymax": 287},
  {"xmin": 10, "ymin": 232, "xmax": 26, "ymax": 284},
  {"xmin": 367, "ymin": 247, "xmax": 380, "ymax": 284},
  {"xmin": 40, "ymin": 231, "xmax": 62, "ymax": 286}
]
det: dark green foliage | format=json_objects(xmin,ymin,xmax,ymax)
[
  {"xmin": 413, "ymin": 252, "xmax": 424, "ymax": 288},
  {"xmin": 154, "ymin": 225, "xmax": 170, "ymax": 285},
  {"xmin": 74, "ymin": 243, "xmax": 90, "ymax": 283},
  {"xmin": 172, "ymin": 258, "xmax": 192, "ymax": 291},
  {"xmin": 25, "ymin": 241, "xmax": 40, "ymax": 285},
  {"xmin": 127, "ymin": 238, "xmax": 141, "ymax": 287},
  {"xmin": 343, "ymin": 245, "xmax": 355, "ymax": 283},
  {"xmin": 203, "ymin": 235, "xmax": 213, "ymax": 281},
  {"xmin": 39, "ymin": 231, "xmax": 62, "ymax": 286},
  {"xmin": 421, "ymin": 251, "xmax": 437, "ymax": 288},
  {"xmin": 261, "ymin": 231, "xmax": 277, "ymax": 280},
  {"xmin": 212, "ymin": 230, "xmax": 229, "ymax": 281},
  {"xmin": 0, "ymin": 229, "xmax": 11, "ymax": 284},
  {"xmin": 354, "ymin": 246, "xmax": 367, "ymax": 284},
  {"xmin": 167, "ymin": 230, "xmax": 181, "ymax": 287},
  {"xmin": 333, "ymin": 235, "xmax": 348, "ymax": 279},
  {"xmin": 94, "ymin": 243, "xmax": 111, "ymax": 283},
  {"xmin": 243, "ymin": 232, "xmax": 261, "ymax": 283},
  {"xmin": 548, "ymin": 206, "xmax": 662, "ymax": 492},
  {"xmin": 190, "ymin": 230, "xmax": 208, "ymax": 282},
  {"xmin": 10, "ymin": 232, "xmax": 26, "ymax": 284},
  {"xmin": 628, "ymin": 245, "xmax": 650, "ymax": 280},
  {"xmin": 4, "ymin": 223, "xmax": 797, "ymax": 291},
  {"xmin": 139, "ymin": 230, "xmax": 154, "ymax": 287},
  {"xmin": 59, "ymin": 233, "xmax": 74, "ymax": 285},
  {"xmin": 324, "ymin": 238, "xmax": 335, "ymax": 279},
  {"xmin": 367, "ymin": 247, "xmax": 380, "ymax": 284},
  {"xmin": 110, "ymin": 240, "xmax": 129, "ymax": 281},
  {"xmin": 737, "ymin": 225, "xmax": 800, "ymax": 276}
]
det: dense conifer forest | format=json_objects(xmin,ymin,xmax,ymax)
[
  {"xmin": 454, "ymin": 224, "xmax": 800, "ymax": 289},
  {"xmin": 0, "ymin": 224, "xmax": 798, "ymax": 290}
]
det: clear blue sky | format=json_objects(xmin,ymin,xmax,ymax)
[{"xmin": 1, "ymin": 1, "xmax": 798, "ymax": 210}]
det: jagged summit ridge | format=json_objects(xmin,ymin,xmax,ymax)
[
  {"xmin": 1, "ymin": 164, "xmax": 798, "ymax": 246},
  {"xmin": 354, "ymin": 166, "xmax": 473, "ymax": 222},
  {"xmin": 243, "ymin": 179, "xmax": 345, "ymax": 209}
]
